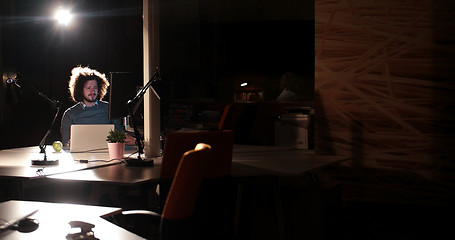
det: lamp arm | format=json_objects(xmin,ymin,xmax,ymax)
[
  {"xmin": 127, "ymin": 101, "xmax": 144, "ymax": 160},
  {"xmin": 126, "ymin": 68, "xmax": 160, "ymax": 161},
  {"xmin": 127, "ymin": 68, "xmax": 160, "ymax": 109},
  {"xmin": 14, "ymin": 73, "xmax": 62, "ymax": 158},
  {"xmin": 16, "ymin": 73, "xmax": 61, "ymax": 107},
  {"xmin": 38, "ymin": 105, "xmax": 62, "ymax": 155}
]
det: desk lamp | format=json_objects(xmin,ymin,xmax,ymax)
[
  {"xmin": 6, "ymin": 74, "xmax": 61, "ymax": 165},
  {"xmin": 124, "ymin": 67, "xmax": 160, "ymax": 167}
]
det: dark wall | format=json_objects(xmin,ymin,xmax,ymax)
[
  {"xmin": 1, "ymin": 0, "xmax": 314, "ymax": 149},
  {"xmin": 1, "ymin": 0, "xmax": 143, "ymax": 149},
  {"xmin": 160, "ymin": 0, "xmax": 314, "ymax": 102},
  {"xmin": 315, "ymin": 0, "xmax": 455, "ymax": 205}
]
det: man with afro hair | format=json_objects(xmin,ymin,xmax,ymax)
[{"xmin": 60, "ymin": 66, "xmax": 126, "ymax": 147}]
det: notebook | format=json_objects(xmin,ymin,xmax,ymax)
[
  {"xmin": 0, "ymin": 201, "xmax": 39, "ymax": 230},
  {"xmin": 70, "ymin": 124, "xmax": 114, "ymax": 152}
]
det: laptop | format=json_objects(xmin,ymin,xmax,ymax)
[
  {"xmin": 0, "ymin": 201, "xmax": 39, "ymax": 230},
  {"xmin": 70, "ymin": 124, "xmax": 114, "ymax": 152}
]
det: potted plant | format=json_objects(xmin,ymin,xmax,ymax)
[{"xmin": 106, "ymin": 129, "xmax": 126, "ymax": 160}]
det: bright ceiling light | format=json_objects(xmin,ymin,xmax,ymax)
[{"xmin": 54, "ymin": 8, "xmax": 72, "ymax": 26}]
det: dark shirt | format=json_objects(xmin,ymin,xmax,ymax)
[{"xmin": 60, "ymin": 100, "xmax": 123, "ymax": 145}]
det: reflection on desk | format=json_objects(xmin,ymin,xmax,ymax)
[
  {"xmin": 46, "ymin": 161, "xmax": 162, "ymax": 185},
  {"xmin": 46, "ymin": 145, "xmax": 347, "ymax": 184},
  {"xmin": 0, "ymin": 146, "xmax": 125, "ymax": 179},
  {"xmin": 0, "ymin": 200, "xmax": 145, "ymax": 240},
  {"xmin": 1, "ymin": 145, "xmax": 347, "ymax": 182},
  {"xmin": 232, "ymin": 145, "xmax": 348, "ymax": 177}
]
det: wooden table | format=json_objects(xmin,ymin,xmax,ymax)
[
  {"xmin": 231, "ymin": 145, "xmax": 348, "ymax": 240},
  {"xmin": 0, "ymin": 146, "xmax": 130, "ymax": 200},
  {"xmin": 46, "ymin": 157, "xmax": 162, "ymax": 185},
  {"xmin": 46, "ymin": 145, "xmax": 347, "ymax": 216},
  {"xmin": 1, "ymin": 145, "xmax": 347, "ymax": 191},
  {"xmin": 1, "ymin": 145, "xmax": 348, "ymax": 240},
  {"xmin": 1, "ymin": 144, "xmax": 347, "ymax": 182},
  {"xmin": 47, "ymin": 145, "xmax": 348, "ymax": 182},
  {"xmin": 0, "ymin": 146, "xmax": 123, "ymax": 180},
  {"xmin": 0, "ymin": 200, "xmax": 145, "ymax": 240},
  {"xmin": 231, "ymin": 145, "xmax": 347, "ymax": 177}
]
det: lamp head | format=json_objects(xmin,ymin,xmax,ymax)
[
  {"xmin": 5, "ymin": 78, "xmax": 23, "ymax": 105},
  {"xmin": 55, "ymin": 8, "xmax": 72, "ymax": 26}
]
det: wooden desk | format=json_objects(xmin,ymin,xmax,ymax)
[
  {"xmin": 231, "ymin": 145, "xmax": 348, "ymax": 240},
  {"xmin": 45, "ymin": 145, "xmax": 348, "ymax": 240},
  {"xmin": 46, "ymin": 161, "xmax": 162, "ymax": 185},
  {"xmin": 0, "ymin": 200, "xmax": 144, "ymax": 240},
  {"xmin": 1, "ymin": 145, "xmax": 347, "ymax": 188},
  {"xmin": 1, "ymin": 145, "xmax": 347, "ymax": 240},
  {"xmin": 0, "ymin": 146, "xmax": 128, "ymax": 199},
  {"xmin": 1, "ymin": 145, "xmax": 347, "ymax": 180},
  {"xmin": 47, "ymin": 145, "xmax": 347, "ymax": 183},
  {"xmin": 0, "ymin": 146, "xmax": 123, "ymax": 180},
  {"xmin": 232, "ymin": 145, "xmax": 347, "ymax": 177},
  {"xmin": 1, "ymin": 145, "xmax": 347, "ymax": 208}
]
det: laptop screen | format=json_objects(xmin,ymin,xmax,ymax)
[{"xmin": 70, "ymin": 124, "xmax": 114, "ymax": 152}]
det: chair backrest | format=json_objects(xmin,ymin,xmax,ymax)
[
  {"xmin": 161, "ymin": 130, "xmax": 234, "ymax": 178},
  {"xmin": 159, "ymin": 130, "xmax": 234, "ymax": 205},
  {"xmin": 161, "ymin": 143, "xmax": 212, "ymax": 220},
  {"xmin": 160, "ymin": 130, "xmax": 235, "ymax": 239},
  {"xmin": 160, "ymin": 143, "xmax": 212, "ymax": 240},
  {"xmin": 217, "ymin": 104, "xmax": 232, "ymax": 130}
]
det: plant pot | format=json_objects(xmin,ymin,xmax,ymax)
[{"xmin": 107, "ymin": 142, "xmax": 125, "ymax": 160}]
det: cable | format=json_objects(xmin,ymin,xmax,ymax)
[
  {"xmin": 72, "ymin": 149, "xmax": 139, "ymax": 164},
  {"xmin": 74, "ymin": 159, "xmax": 123, "ymax": 164},
  {"xmin": 69, "ymin": 148, "xmax": 109, "ymax": 154}
]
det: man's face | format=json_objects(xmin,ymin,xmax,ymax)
[{"xmin": 83, "ymin": 79, "xmax": 98, "ymax": 104}]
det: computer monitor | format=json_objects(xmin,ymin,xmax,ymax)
[{"xmin": 108, "ymin": 72, "xmax": 143, "ymax": 123}]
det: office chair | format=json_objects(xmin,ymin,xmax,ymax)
[
  {"xmin": 110, "ymin": 143, "xmax": 212, "ymax": 239},
  {"xmin": 157, "ymin": 130, "xmax": 235, "ymax": 239},
  {"xmin": 159, "ymin": 130, "xmax": 234, "ymax": 206},
  {"xmin": 217, "ymin": 104, "xmax": 232, "ymax": 130}
]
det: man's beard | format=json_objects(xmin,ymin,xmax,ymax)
[{"xmin": 84, "ymin": 94, "xmax": 97, "ymax": 103}]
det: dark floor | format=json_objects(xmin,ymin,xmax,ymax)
[
  {"xmin": 235, "ymin": 177, "xmax": 455, "ymax": 240},
  {"xmin": 3, "ymin": 172, "xmax": 454, "ymax": 240},
  {"xmin": 334, "ymin": 201, "xmax": 454, "ymax": 240}
]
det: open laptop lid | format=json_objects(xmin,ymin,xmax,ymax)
[{"xmin": 70, "ymin": 124, "xmax": 114, "ymax": 152}]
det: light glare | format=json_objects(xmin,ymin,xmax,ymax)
[
  {"xmin": 55, "ymin": 8, "xmax": 72, "ymax": 26},
  {"xmin": 240, "ymin": 82, "xmax": 248, "ymax": 87}
]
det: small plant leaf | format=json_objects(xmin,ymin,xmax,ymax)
[{"xmin": 106, "ymin": 129, "xmax": 126, "ymax": 143}]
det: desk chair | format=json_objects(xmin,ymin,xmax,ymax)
[
  {"xmin": 217, "ymin": 104, "xmax": 232, "ymax": 130},
  {"xmin": 110, "ymin": 143, "xmax": 221, "ymax": 239},
  {"xmin": 157, "ymin": 130, "xmax": 235, "ymax": 239},
  {"xmin": 216, "ymin": 103, "xmax": 258, "ymax": 144},
  {"xmin": 159, "ymin": 130, "xmax": 234, "ymax": 208}
]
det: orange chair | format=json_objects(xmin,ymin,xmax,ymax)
[
  {"xmin": 217, "ymin": 103, "xmax": 232, "ymax": 130},
  {"xmin": 158, "ymin": 130, "xmax": 235, "ymax": 239},
  {"xmin": 110, "ymin": 130, "xmax": 235, "ymax": 239},
  {"xmin": 111, "ymin": 143, "xmax": 212, "ymax": 239},
  {"xmin": 160, "ymin": 143, "xmax": 212, "ymax": 239},
  {"xmin": 159, "ymin": 130, "xmax": 234, "ymax": 209}
]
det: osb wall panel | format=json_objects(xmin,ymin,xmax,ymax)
[{"xmin": 315, "ymin": 0, "xmax": 455, "ymax": 202}]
